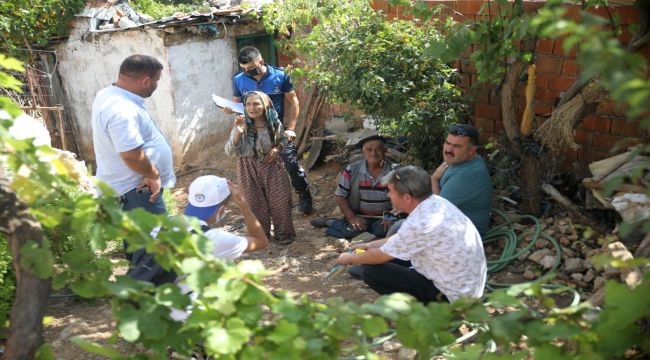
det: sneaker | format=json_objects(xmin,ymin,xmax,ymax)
[
  {"xmin": 298, "ymin": 191, "xmax": 313, "ymax": 215},
  {"xmin": 310, "ymin": 217, "xmax": 334, "ymax": 228}
]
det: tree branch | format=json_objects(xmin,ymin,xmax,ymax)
[{"xmin": 0, "ymin": 177, "xmax": 50, "ymax": 360}]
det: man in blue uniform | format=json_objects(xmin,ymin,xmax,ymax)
[{"xmin": 225, "ymin": 46, "xmax": 313, "ymax": 214}]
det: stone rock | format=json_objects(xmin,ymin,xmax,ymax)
[
  {"xmin": 397, "ymin": 347, "xmax": 418, "ymax": 360},
  {"xmin": 352, "ymin": 232, "xmax": 376, "ymax": 243},
  {"xmin": 564, "ymin": 258, "xmax": 587, "ymax": 274},
  {"xmin": 381, "ymin": 339, "xmax": 402, "ymax": 352},
  {"xmin": 523, "ymin": 269, "xmax": 537, "ymax": 280},
  {"xmin": 561, "ymin": 246, "xmax": 576, "ymax": 259},
  {"xmin": 540, "ymin": 255, "xmax": 558, "ymax": 269},
  {"xmin": 570, "ymin": 273, "xmax": 584, "ymax": 282},
  {"xmin": 59, "ymin": 321, "xmax": 90, "ymax": 341},
  {"xmin": 583, "ymin": 269, "xmax": 597, "ymax": 284},
  {"xmin": 593, "ymin": 276, "xmax": 606, "ymax": 291},
  {"xmin": 528, "ymin": 249, "xmax": 552, "ymax": 264}
]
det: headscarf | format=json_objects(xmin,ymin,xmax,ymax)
[{"xmin": 242, "ymin": 91, "xmax": 281, "ymax": 158}]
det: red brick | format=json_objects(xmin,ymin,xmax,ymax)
[
  {"xmin": 474, "ymin": 103, "xmax": 501, "ymax": 119},
  {"xmin": 523, "ymin": 2, "xmax": 544, "ymax": 13},
  {"xmin": 537, "ymin": 88, "xmax": 559, "ymax": 106},
  {"xmin": 457, "ymin": 1, "xmax": 486, "ymax": 16},
  {"xmin": 535, "ymin": 54, "xmax": 561, "ymax": 75},
  {"xmin": 586, "ymin": 6, "xmax": 611, "ymax": 19},
  {"xmin": 618, "ymin": 6, "xmax": 639, "ymax": 25},
  {"xmin": 554, "ymin": 36, "xmax": 578, "ymax": 57},
  {"xmin": 596, "ymin": 99, "xmax": 624, "ymax": 116},
  {"xmin": 578, "ymin": 149, "xmax": 609, "ymax": 164},
  {"xmin": 564, "ymin": 5, "xmax": 582, "ymax": 21},
  {"xmin": 581, "ymin": 114, "xmax": 611, "ymax": 133},
  {"xmin": 536, "ymin": 39, "xmax": 555, "ymax": 55},
  {"xmin": 451, "ymin": 13, "xmax": 465, "ymax": 22},
  {"xmin": 535, "ymin": 73, "xmax": 549, "ymax": 89},
  {"xmin": 459, "ymin": 74, "xmax": 471, "ymax": 88},
  {"xmin": 474, "ymin": 117, "xmax": 496, "ymax": 134},
  {"xmin": 562, "ymin": 59, "xmax": 578, "ymax": 76},
  {"xmin": 536, "ymin": 104, "xmax": 554, "ymax": 116},
  {"xmin": 474, "ymin": 88, "xmax": 489, "ymax": 104},
  {"xmin": 560, "ymin": 149, "xmax": 579, "ymax": 162},
  {"xmin": 591, "ymin": 133, "xmax": 624, "ymax": 150},
  {"xmin": 548, "ymin": 74, "xmax": 576, "ymax": 91},
  {"xmin": 574, "ymin": 128, "xmax": 590, "ymax": 147},
  {"xmin": 489, "ymin": 89, "xmax": 501, "ymax": 106},
  {"xmin": 461, "ymin": 59, "xmax": 475, "ymax": 74},
  {"xmin": 610, "ymin": 117, "xmax": 641, "ymax": 137},
  {"xmin": 372, "ymin": 0, "xmax": 390, "ymax": 13}
]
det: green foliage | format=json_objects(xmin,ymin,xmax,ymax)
[
  {"xmin": 2, "ymin": 49, "xmax": 650, "ymax": 358},
  {"xmin": 0, "ymin": 237, "xmax": 15, "ymax": 339},
  {"xmin": 130, "ymin": 0, "xmax": 210, "ymax": 20},
  {"xmin": 0, "ymin": 0, "xmax": 86, "ymax": 56},
  {"xmin": 261, "ymin": 0, "xmax": 469, "ymax": 167},
  {"xmin": 409, "ymin": 0, "xmax": 650, "ymax": 132}
]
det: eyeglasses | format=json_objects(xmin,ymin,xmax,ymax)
[
  {"xmin": 448, "ymin": 124, "xmax": 479, "ymax": 143},
  {"xmin": 394, "ymin": 168, "xmax": 403, "ymax": 181},
  {"xmin": 392, "ymin": 169, "xmax": 412, "ymax": 196}
]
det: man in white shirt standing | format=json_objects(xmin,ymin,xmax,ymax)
[
  {"xmin": 92, "ymin": 54, "xmax": 176, "ymax": 261},
  {"xmin": 336, "ymin": 166, "xmax": 487, "ymax": 303}
]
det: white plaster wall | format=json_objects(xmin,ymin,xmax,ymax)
[
  {"xmin": 56, "ymin": 24, "xmax": 240, "ymax": 171},
  {"xmin": 167, "ymin": 40, "xmax": 239, "ymax": 166}
]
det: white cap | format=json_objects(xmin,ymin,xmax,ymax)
[{"xmin": 184, "ymin": 175, "xmax": 230, "ymax": 221}]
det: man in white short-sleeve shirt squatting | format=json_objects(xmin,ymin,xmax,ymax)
[
  {"xmin": 336, "ymin": 165, "xmax": 487, "ymax": 303},
  {"xmin": 168, "ymin": 175, "xmax": 268, "ymax": 322},
  {"xmin": 183, "ymin": 175, "xmax": 268, "ymax": 259}
]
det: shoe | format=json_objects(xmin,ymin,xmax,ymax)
[
  {"xmin": 298, "ymin": 190, "xmax": 313, "ymax": 215},
  {"xmin": 310, "ymin": 217, "xmax": 334, "ymax": 228}
]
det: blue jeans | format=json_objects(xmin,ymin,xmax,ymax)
[
  {"xmin": 120, "ymin": 187, "xmax": 167, "ymax": 261},
  {"xmin": 279, "ymin": 140, "xmax": 309, "ymax": 194},
  {"xmin": 325, "ymin": 217, "xmax": 387, "ymax": 239}
]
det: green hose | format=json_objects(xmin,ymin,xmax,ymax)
[{"xmin": 483, "ymin": 209, "xmax": 563, "ymax": 289}]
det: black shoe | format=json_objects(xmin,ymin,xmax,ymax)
[
  {"xmin": 310, "ymin": 217, "xmax": 334, "ymax": 228},
  {"xmin": 298, "ymin": 191, "xmax": 313, "ymax": 214}
]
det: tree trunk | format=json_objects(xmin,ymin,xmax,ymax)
[
  {"xmin": 500, "ymin": 47, "xmax": 544, "ymax": 215},
  {"xmin": 500, "ymin": 61, "xmax": 525, "ymax": 151},
  {"xmin": 520, "ymin": 154, "xmax": 543, "ymax": 215},
  {"xmin": 0, "ymin": 177, "xmax": 50, "ymax": 360}
]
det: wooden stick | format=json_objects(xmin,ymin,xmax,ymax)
[
  {"xmin": 582, "ymin": 179, "xmax": 646, "ymax": 193},
  {"xmin": 541, "ymin": 183, "xmax": 606, "ymax": 233}
]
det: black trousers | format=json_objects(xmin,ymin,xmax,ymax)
[
  {"xmin": 356, "ymin": 259, "xmax": 447, "ymax": 304},
  {"xmin": 279, "ymin": 140, "xmax": 309, "ymax": 194}
]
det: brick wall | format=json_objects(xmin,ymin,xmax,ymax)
[{"xmin": 369, "ymin": 0, "xmax": 649, "ymax": 167}]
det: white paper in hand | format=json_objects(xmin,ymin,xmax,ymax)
[{"xmin": 212, "ymin": 94, "xmax": 244, "ymax": 114}]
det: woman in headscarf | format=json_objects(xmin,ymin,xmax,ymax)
[{"xmin": 225, "ymin": 91, "xmax": 296, "ymax": 244}]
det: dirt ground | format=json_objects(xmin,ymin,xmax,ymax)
[
  {"xmin": 40, "ymin": 144, "xmax": 609, "ymax": 359},
  {"xmin": 42, "ymin": 156, "xmax": 386, "ymax": 359}
]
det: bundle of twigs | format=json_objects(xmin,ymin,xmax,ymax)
[{"xmin": 534, "ymin": 81, "xmax": 609, "ymax": 152}]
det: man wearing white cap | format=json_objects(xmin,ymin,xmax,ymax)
[
  {"xmin": 183, "ymin": 175, "xmax": 268, "ymax": 258},
  {"xmin": 127, "ymin": 175, "xmax": 267, "ymax": 285},
  {"xmin": 167, "ymin": 175, "xmax": 269, "ymax": 323}
]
